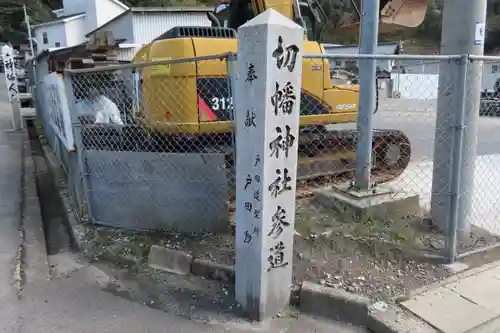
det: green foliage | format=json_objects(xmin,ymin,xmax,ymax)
[
  {"xmin": 0, "ymin": 0, "xmax": 56, "ymax": 44},
  {"xmin": 3, "ymin": 0, "xmax": 500, "ymax": 53},
  {"xmin": 486, "ymin": 0, "xmax": 500, "ymax": 53}
]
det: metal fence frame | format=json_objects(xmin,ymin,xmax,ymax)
[
  {"xmin": 63, "ymin": 53, "xmax": 235, "ymax": 231},
  {"xmin": 32, "ymin": 52, "xmax": 500, "ymax": 264},
  {"xmin": 34, "ymin": 78, "xmax": 87, "ymax": 220}
]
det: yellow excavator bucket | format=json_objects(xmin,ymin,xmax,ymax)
[{"xmin": 340, "ymin": 0, "xmax": 429, "ymax": 34}]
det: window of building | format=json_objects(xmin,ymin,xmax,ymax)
[
  {"xmin": 55, "ymin": 42, "xmax": 60, "ymax": 47},
  {"xmin": 43, "ymin": 32, "xmax": 48, "ymax": 44},
  {"xmin": 493, "ymin": 65, "xmax": 498, "ymax": 74}
]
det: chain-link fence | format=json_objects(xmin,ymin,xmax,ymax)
[
  {"xmin": 32, "ymin": 51, "xmax": 500, "ymax": 270},
  {"xmin": 291, "ymin": 54, "xmax": 458, "ymax": 267},
  {"xmin": 63, "ymin": 54, "xmax": 236, "ymax": 232},
  {"xmin": 34, "ymin": 77, "xmax": 86, "ymax": 220},
  {"xmin": 453, "ymin": 55, "xmax": 500, "ymax": 260},
  {"xmin": 298, "ymin": 53, "xmax": 500, "ymax": 265}
]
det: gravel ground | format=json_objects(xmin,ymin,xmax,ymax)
[
  {"xmin": 77, "ymin": 189, "xmax": 500, "ymax": 304},
  {"xmin": 78, "ymin": 201, "xmax": 450, "ymax": 302}
]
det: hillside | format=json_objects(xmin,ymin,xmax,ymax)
[{"xmin": 1, "ymin": 0, "xmax": 500, "ymax": 54}]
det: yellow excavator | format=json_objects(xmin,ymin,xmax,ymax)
[{"xmin": 131, "ymin": 0, "xmax": 428, "ymax": 187}]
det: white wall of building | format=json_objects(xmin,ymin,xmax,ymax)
[
  {"xmin": 391, "ymin": 74, "xmax": 439, "ymax": 99},
  {"xmin": 33, "ymin": 24, "xmax": 68, "ymax": 53},
  {"xmin": 85, "ymin": 0, "xmax": 128, "ymax": 34},
  {"xmin": 64, "ymin": 17, "xmax": 87, "ymax": 48},
  {"xmin": 95, "ymin": 12, "xmax": 134, "ymax": 42},
  {"xmin": 116, "ymin": 45, "xmax": 143, "ymax": 61},
  {"xmin": 62, "ymin": 0, "xmax": 86, "ymax": 16},
  {"xmin": 391, "ymin": 72, "xmax": 500, "ymax": 99},
  {"xmin": 132, "ymin": 11, "xmax": 211, "ymax": 44}
]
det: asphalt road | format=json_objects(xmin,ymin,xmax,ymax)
[
  {"xmin": 328, "ymin": 97, "xmax": 500, "ymax": 163},
  {"xmin": 376, "ymin": 97, "xmax": 500, "ymax": 161}
]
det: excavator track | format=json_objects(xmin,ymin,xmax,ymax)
[
  {"xmin": 80, "ymin": 126, "xmax": 411, "ymax": 201},
  {"xmin": 223, "ymin": 128, "xmax": 412, "ymax": 200}
]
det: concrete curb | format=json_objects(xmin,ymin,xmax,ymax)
[
  {"xmin": 39, "ymin": 140, "xmax": 139, "ymax": 266},
  {"xmin": 401, "ymin": 259, "xmax": 500, "ymax": 301},
  {"xmin": 147, "ymin": 245, "xmax": 193, "ymax": 275},
  {"xmin": 146, "ymin": 245, "xmax": 235, "ymax": 283},
  {"xmin": 299, "ymin": 281, "xmax": 370, "ymax": 327},
  {"xmin": 39, "ymin": 143, "xmax": 83, "ymax": 251},
  {"xmin": 367, "ymin": 302, "xmax": 439, "ymax": 333},
  {"xmin": 21, "ymin": 120, "xmax": 49, "ymax": 286},
  {"xmin": 191, "ymin": 258, "xmax": 235, "ymax": 283}
]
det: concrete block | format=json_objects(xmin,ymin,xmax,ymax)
[
  {"xmin": 367, "ymin": 302, "xmax": 439, "ymax": 333},
  {"xmin": 147, "ymin": 245, "xmax": 193, "ymax": 275},
  {"xmin": 445, "ymin": 273, "xmax": 500, "ymax": 314},
  {"xmin": 191, "ymin": 259, "xmax": 235, "ymax": 283},
  {"xmin": 401, "ymin": 287, "xmax": 498, "ymax": 333},
  {"xmin": 314, "ymin": 183, "xmax": 420, "ymax": 221},
  {"xmin": 299, "ymin": 281, "xmax": 370, "ymax": 327}
]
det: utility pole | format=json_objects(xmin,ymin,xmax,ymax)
[
  {"xmin": 431, "ymin": 0, "xmax": 488, "ymax": 239},
  {"xmin": 354, "ymin": 0, "xmax": 380, "ymax": 190},
  {"xmin": 23, "ymin": 4, "xmax": 35, "ymax": 57}
]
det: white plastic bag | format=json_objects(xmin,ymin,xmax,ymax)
[
  {"xmin": 76, "ymin": 95, "xmax": 124, "ymax": 125},
  {"xmin": 93, "ymin": 95, "xmax": 124, "ymax": 125}
]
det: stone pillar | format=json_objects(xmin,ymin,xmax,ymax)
[
  {"xmin": 234, "ymin": 9, "xmax": 304, "ymax": 321},
  {"xmin": 2, "ymin": 44, "xmax": 21, "ymax": 131},
  {"xmin": 11, "ymin": 99, "xmax": 22, "ymax": 130}
]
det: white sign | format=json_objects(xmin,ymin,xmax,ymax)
[
  {"xmin": 1, "ymin": 45, "xmax": 19, "ymax": 102},
  {"xmin": 234, "ymin": 9, "xmax": 304, "ymax": 320},
  {"xmin": 475, "ymin": 21, "xmax": 486, "ymax": 46},
  {"xmin": 44, "ymin": 73, "xmax": 74, "ymax": 151}
]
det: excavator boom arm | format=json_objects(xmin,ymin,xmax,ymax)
[{"xmin": 219, "ymin": 0, "xmax": 428, "ymax": 37}]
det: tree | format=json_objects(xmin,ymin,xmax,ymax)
[
  {"xmin": 3, "ymin": 0, "xmax": 500, "ymax": 52},
  {"xmin": 0, "ymin": 0, "xmax": 56, "ymax": 44}
]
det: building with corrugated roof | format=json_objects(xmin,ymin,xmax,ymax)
[
  {"xmin": 84, "ymin": 7, "xmax": 212, "ymax": 62},
  {"xmin": 31, "ymin": 0, "xmax": 212, "ymax": 62}
]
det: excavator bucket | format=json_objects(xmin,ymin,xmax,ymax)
[{"xmin": 339, "ymin": 0, "xmax": 428, "ymax": 34}]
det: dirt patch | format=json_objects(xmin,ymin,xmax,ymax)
[{"xmin": 74, "ymin": 194, "xmax": 500, "ymax": 303}]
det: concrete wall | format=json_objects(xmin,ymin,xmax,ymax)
[{"xmin": 82, "ymin": 149, "xmax": 230, "ymax": 232}]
